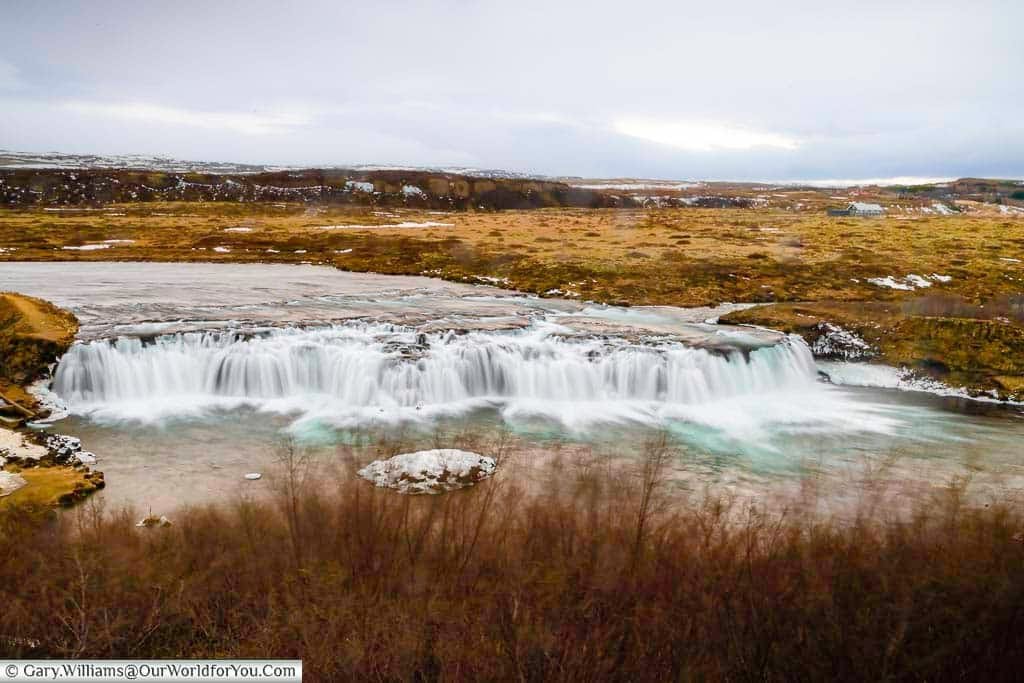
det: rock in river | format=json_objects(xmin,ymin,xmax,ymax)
[{"xmin": 358, "ymin": 449, "xmax": 497, "ymax": 494}]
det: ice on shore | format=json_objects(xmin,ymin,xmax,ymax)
[
  {"xmin": 0, "ymin": 427, "xmax": 48, "ymax": 459},
  {"xmin": 0, "ymin": 471, "xmax": 27, "ymax": 497}
]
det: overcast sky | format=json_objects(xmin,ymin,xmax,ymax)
[{"xmin": 1, "ymin": 0, "xmax": 1021, "ymax": 180}]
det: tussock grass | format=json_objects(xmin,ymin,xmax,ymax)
[{"xmin": 2, "ymin": 439, "xmax": 1023, "ymax": 680}]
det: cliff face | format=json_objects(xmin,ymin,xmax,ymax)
[
  {"xmin": 0, "ymin": 293, "xmax": 78, "ymax": 415},
  {"xmin": 0, "ymin": 168, "xmax": 633, "ymax": 210}
]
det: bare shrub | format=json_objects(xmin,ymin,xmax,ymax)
[{"xmin": 1, "ymin": 441, "xmax": 1023, "ymax": 680}]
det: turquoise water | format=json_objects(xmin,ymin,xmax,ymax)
[{"xmin": 2, "ymin": 261, "xmax": 1020, "ymax": 512}]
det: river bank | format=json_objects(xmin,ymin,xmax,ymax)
[{"xmin": 0, "ymin": 292, "xmax": 104, "ymax": 507}]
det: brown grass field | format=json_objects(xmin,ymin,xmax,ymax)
[{"xmin": 1, "ymin": 203, "xmax": 1021, "ymax": 305}]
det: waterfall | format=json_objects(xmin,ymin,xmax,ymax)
[{"xmin": 51, "ymin": 322, "xmax": 820, "ymax": 423}]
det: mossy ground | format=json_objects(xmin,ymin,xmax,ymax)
[{"xmin": 0, "ymin": 464, "xmax": 103, "ymax": 509}]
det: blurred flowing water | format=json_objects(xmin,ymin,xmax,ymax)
[{"xmin": 3, "ymin": 262, "xmax": 1022, "ymax": 511}]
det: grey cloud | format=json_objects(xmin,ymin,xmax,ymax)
[{"xmin": 1, "ymin": 0, "xmax": 1021, "ymax": 180}]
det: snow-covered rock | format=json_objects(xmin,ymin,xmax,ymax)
[
  {"xmin": 136, "ymin": 515, "xmax": 172, "ymax": 528},
  {"xmin": 75, "ymin": 451, "xmax": 97, "ymax": 465},
  {"xmin": 358, "ymin": 449, "xmax": 497, "ymax": 494},
  {"xmin": 44, "ymin": 434, "xmax": 81, "ymax": 460},
  {"xmin": 344, "ymin": 180, "xmax": 375, "ymax": 193},
  {"xmin": 811, "ymin": 323, "xmax": 874, "ymax": 361}
]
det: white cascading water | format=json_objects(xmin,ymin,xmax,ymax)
[{"xmin": 51, "ymin": 322, "xmax": 820, "ymax": 425}]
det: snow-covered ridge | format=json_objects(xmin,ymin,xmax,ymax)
[
  {"xmin": 569, "ymin": 181, "xmax": 701, "ymax": 191},
  {"xmin": 0, "ymin": 150, "xmax": 550, "ymax": 180}
]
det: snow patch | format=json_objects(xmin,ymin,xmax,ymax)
[
  {"xmin": 475, "ymin": 275, "xmax": 511, "ymax": 286},
  {"xmin": 318, "ymin": 221, "xmax": 453, "ymax": 230},
  {"xmin": 571, "ymin": 182, "xmax": 699, "ymax": 191},
  {"xmin": 868, "ymin": 273, "xmax": 951, "ymax": 290},
  {"xmin": 62, "ymin": 244, "xmax": 111, "ymax": 251}
]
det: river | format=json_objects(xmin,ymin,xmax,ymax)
[{"xmin": 3, "ymin": 262, "xmax": 1022, "ymax": 513}]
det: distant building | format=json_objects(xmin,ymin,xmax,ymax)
[{"xmin": 828, "ymin": 202, "xmax": 886, "ymax": 217}]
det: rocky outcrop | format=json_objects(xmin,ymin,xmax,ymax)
[
  {"xmin": 809, "ymin": 322, "xmax": 875, "ymax": 361},
  {"xmin": 0, "ymin": 428, "xmax": 105, "ymax": 508},
  {"xmin": 0, "ymin": 293, "xmax": 79, "ymax": 419},
  {"xmin": 0, "ymin": 294, "xmax": 103, "ymax": 508}
]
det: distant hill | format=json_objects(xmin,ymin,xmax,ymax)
[
  {"xmin": 0, "ymin": 165, "xmax": 629, "ymax": 210},
  {"xmin": 0, "ymin": 150, "xmax": 1020, "ymax": 210}
]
